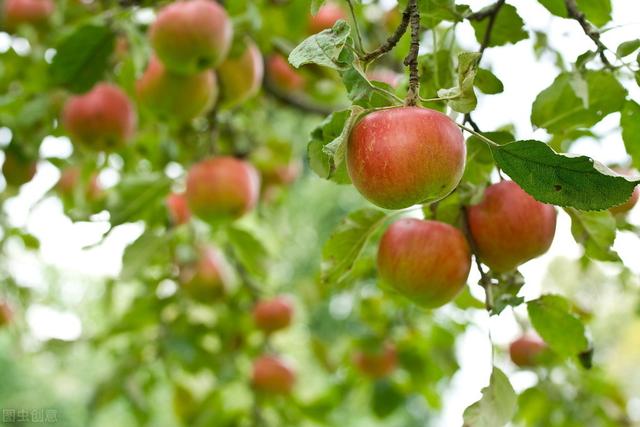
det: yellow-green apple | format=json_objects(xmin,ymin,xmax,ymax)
[
  {"xmin": 266, "ymin": 54, "xmax": 304, "ymax": 92},
  {"xmin": 2, "ymin": 0, "xmax": 53, "ymax": 31},
  {"xmin": 217, "ymin": 39, "xmax": 264, "ymax": 108},
  {"xmin": 62, "ymin": 83, "xmax": 136, "ymax": 150},
  {"xmin": 149, "ymin": 0, "xmax": 232, "ymax": 75},
  {"xmin": 509, "ymin": 335, "xmax": 548, "ymax": 367},
  {"xmin": 185, "ymin": 157, "xmax": 260, "ymax": 222},
  {"xmin": 353, "ymin": 342, "xmax": 397, "ymax": 378},
  {"xmin": 377, "ymin": 218, "xmax": 471, "ymax": 308},
  {"xmin": 180, "ymin": 246, "xmax": 230, "ymax": 299},
  {"xmin": 166, "ymin": 192, "xmax": 191, "ymax": 226},
  {"xmin": 136, "ymin": 56, "xmax": 217, "ymax": 122},
  {"xmin": 347, "ymin": 107, "xmax": 465, "ymax": 209},
  {"xmin": 308, "ymin": 3, "xmax": 347, "ymax": 33},
  {"xmin": 466, "ymin": 181, "xmax": 557, "ymax": 273},
  {"xmin": 252, "ymin": 355, "xmax": 296, "ymax": 394},
  {"xmin": 253, "ymin": 296, "xmax": 294, "ymax": 334},
  {"xmin": 2, "ymin": 151, "xmax": 36, "ymax": 187}
]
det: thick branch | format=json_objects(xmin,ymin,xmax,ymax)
[
  {"xmin": 403, "ymin": 0, "xmax": 420, "ymax": 106},
  {"xmin": 564, "ymin": 0, "xmax": 613, "ymax": 68},
  {"xmin": 361, "ymin": 0, "xmax": 412, "ymax": 63}
]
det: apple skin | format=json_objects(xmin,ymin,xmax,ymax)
[
  {"xmin": 217, "ymin": 39, "xmax": 264, "ymax": 108},
  {"xmin": 149, "ymin": 0, "xmax": 232, "ymax": 75},
  {"xmin": 0, "ymin": 301, "xmax": 13, "ymax": 327},
  {"xmin": 57, "ymin": 167, "xmax": 102, "ymax": 201},
  {"xmin": 252, "ymin": 355, "xmax": 296, "ymax": 394},
  {"xmin": 3, "ymin": 0, "xmax": 53, "ymax": 31},
  {"xmin": 266, "ymin": 55, "xmax": 304, "ymax": 92},
  {"xmin": 180, "ymin": 246, "xmax": 230, "ymax": 299},
  {"xmin": 253, "ymin": 296, "xmax": 294, "ymax": 334},
  {"xmin": 347, "ymin": 107, "xmax": 465, "ymax": 209},
  {"xmin": 308, "ymin": 3, "xmax": 347, "ymax": 33},
  {"xmin": 2, "ymin": 152, "xmax": 36, "ymax": 187},
  {"xmin": 509, "ymin": 335, "xmax": 548, "ymax": 367},
  {"xmin": 353, "ymin": 343, "xmax": 397, "ymax": 378},
  {"xmin": 62, "ymin": 83, "xmax": 136, "ymax": 151},
  {"xmin": 467, "ymin": 181, "xmax": 557, "ymax": 273},
  {"xmin": 377, "ymin": 218, "xmax": 471, "ymax": 308},
  {"xmin": 136, "ymin": 56, "xmax": 217, "ymax": 122},
  {"xmin": 166, "ymin": 192, "xmax": 191, "ymax": 226},
  {"xmin": 609, "ymin": 169, "xmax": 639, "ymax": 215},
  {"xmin": 185, "ymin": 157, "xmax": 260, "ymax": 222}
]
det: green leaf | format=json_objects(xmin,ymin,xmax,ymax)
[
  {"xmin": 50, "ymin": 24, "xmax": 116, "ymax": 93},
  {"xmin": 227, "ymin": 226, "xmax": 270, "ymax": 279},
  {"xmin": 527, "ymin": 295, "xmax": 589, "ymax": 357},
  {"xmin": 621, "ymin": 100, "xmax": 640, "ymax": 170},
  {"xmin": 288, "ymin": 20, "xmax": 351, "ymax": 70},
  {"xmin": 536, "ymin": 0, "xmax": 567, "ymax": 17},
  {"xmin": 463, "ymin": 367, "xmax": 517, "ymax": 427},
  {"xmin": 463, "ymin": 131, "xmax": 513, "ymax": 185},
  {"xmin": 616, "ymin": 39, "xmax": 640, "ymax": 57},
  {"xmin": 121, "ymin": 230, "xmax": 172, "ymax": 281},
  {"xmin": 576, "ymin": 0, "xmax": 612, "ymax": 27},
  {"xmin": 371, "ymin": 379, "xmax": 405, "ymax": 418},
  {"xmin": 470, "ymin": 4, "xmax": 527, "ymax": 48},
  {"xmin": 474, "ymin": 68, "xmax": 504, "ymax": 94},
  {"xmin": 341, "ymin": 65, "xmax": 396, "ymax": 108},
  {"xmin": 321, "ymin": 208, "xmax": 387, "ymax": 285},
  {"xmin": 565, "ymin": 208, "xmax": 619, "ymax": 261},
  {"xmin": 106, "ymin": 173, "xmax": 172, "ymax": 226},
  {"xmin": 531, "ymin": 71, "xmax": 626, "ymax": 133},
  {"xmin": 437, "ymin": 52, "xmax": 481, "ymax": 113},
  {"xmin": 491, "ymin": 140, "xmax": 640, "ymax": 210},
  {"xmin": 491, "ymin": 271, "xmax": 526, "ymax": 315},
  {"xmin": 420, "ymin": 0, "xmax": 466, "ymax": 28}
]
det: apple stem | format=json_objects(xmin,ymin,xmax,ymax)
[
  {"xmin": 403, "ymin": 0, "xmax": 420, "ymax": 106},
  {"xmin": 456, "ymin": 123, "xmax": 500, "ymax": 147}
]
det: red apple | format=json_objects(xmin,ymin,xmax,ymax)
[
  {"xmin": 185, "ymin": 157, "xmax": 260, "ymax": 222},
  {"xmin": 136, "ymin": 56, "xmax": 217, "ymax": 122},
  {"xmin": 266, "ymin": 55, "xmax": 304, "ymax": 92},
  {"xmin": 347, "ymin": 107, "xmax": 466, "ymax": 209},
  {"xmin": 0, "ymin": 301, "xmax": 13, "ymax": 327},
  {"xmin": 166, "ymin": 192, "xmax": 191, "ymax": 226},
  {"xmin": 57, "ymin": 167, "xmax": 103, "ymax": 201},
  {"xmin": 466, "ymin": 181, "xmax": 557, "ymax": 273},
  {"xmin": 217, "ymin": 39, "xmax": 264, "ymax": 108},
  {"xmin": 2, "ymin": 0, "xmax": 53, "ymax": 31},
  {"xmin": 377, "ymin": 218, "xmax": 471, "ymax": 308},
  {"xmin": 2, "ymin": 151, "xmax": 36, "ymax": 187},
  {"xmin": 509, "ymin": 335, "xmax": 548, "ymax": 367},
  {"xmin": 308, "ymin": 3, "xmax": 348, "ymax": 33},
  {"xmin": 252, "ymin": 355, "xmax": 296, "ymax": 394},
  {"xmin": 149, "ymin": 0, "xmax": 232, "ymax": 75},
  {"xmin": 62, "ymin": 83, "xmax": 136, "ymax": 151},
  {"xmin": 180, "ymin": 246, "xmax": 230, "ymax": 299},
  {"xmin": 253, "ymin": 296, "xmax": 294, "ymax": 334},
  {"xmin": 609, "ymin": 169, "xmax": 639, "ymax": 215},
  {"xmin": 353, "ymin": 342, "xmax": 397, "ymax": 378}
]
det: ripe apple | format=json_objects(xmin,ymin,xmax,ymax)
[
  {"xmin": 136, "ymin": 56, "xmax": 217, "ymax": 122},
  {"xmin": 377, "ymin": 218, "xmax": 471, "ymax": 308},
  {"xmin": 62, "ymin": 83, "xmax": 136, "ymax": 151},
  {"xmin": 347, "ymin": 107, "xmax": 466, "ymax": 209},
  {"xmin": 609, "ymin": 169, "xmax": 639, "ymax": 215},
  {"xmin": 149, "ymin": 0, "xmax": 232, "ymax": 75},
  {"xmin": 353, "ymin": 342, "xmax": 397, "ymax": 378},
  {"xmin": 217, "ymin": 39, "xmax": 264, "ymax": 108},
  {"xmin": 509, "ymin": 335, "xmax": 548, "ymax": 367},
  {"xmin": 308, "ymin": 3, "xmax": 347, "ymax": 33},
  {"xmin": 185, "ymin": 157, "xmax": 260, "ymax": 222},
  {"xmin": 252, "ymin": 355, "xmax": 296, "ymax": 394},
  {"xmin": 0, "ymin": 301, "xmax": 13, "ymax": 327},
  {"xmin": 253, "ymin": 296, "xmax": 294, "ymax": 334},
  {"xmin": 2, "ymin": 151, "xmax": 36, "ymax": 187},
  {"xmin": 57, "ymin": 167, "xmax": 103, "ymax": 201},
  {"xmin": 166, "ymin": 192, "xmax": 191, "ymax": 226},
  {"xmin": 266, "ymin": 55, "xmax": 304, "ymax": 92},
  {"xmin": 2, "ymin": 0, "xmax": 53, "ymax": 31},
  {"xmin": 466, "ymin": 181, "xmax": 557, "ymax": 273},
  {"xmin": 180, "ymin": 246, "xmax": 230, "ymax": 299}
]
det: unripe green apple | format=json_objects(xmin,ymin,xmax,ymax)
[
  {"xmin": 509, "ymin": 335, "xmax": 548, "ymax": 367},
  {"xmin": 377, "ymin": 218, "xmax": 471, "ymax": 308},
  {"xmin": 149, "ymin": 0, "xmax": 232, "ymax": 75},
  {"xmin": 2, "ymin": 0, "xmax": 53, "ymax": 32},
  {"xmin": 466, "ymin": 181, "xmax": 557, "ymax": 273},
  {"xmin": 166, "ymin": 192, "xmax": 191, "ymax": 226},
  {"xmin": 347, "ymin": 107, "xmax": 465, "ymax": 209},
  {"xmin": 180, "ymin": 246, "xmax": 230, "ymax": 299},
  {"xmin": 62, "ymin": 83, "xmax": 136, "ymax": 151},
  {"xmin": 266, "ymin": 55, "xmax": 305, "ymax": 92},
  {"xmin": 0, "ymin": 301, "xmax": 13, "ymax": 327},
  {"xmin": 609, "ymin": 169, "xmax": 639, "ymax": 215},
  {"xmin": 253, "ymin": 296, "xmax": 294, "ymax": 334},
  {"xmin": 353, "ymin": 342, "xmax": 397, "ymax": 378},
  {"xmin": 308, "ymin": 3, "xmax": 347, "ymax": 33},
  {"xmin": 217, "ymin": 39, "xmax": 264, "ymax": 108},
  {"xmin": 2, "ymin": 151, "xmax": 36, "ymax": 187},
  {"xmin": 136, "ymin": 56, "xmax": 217, "ymax": 122},
  {"xmin": 185, "ymin": 157, "xmax": 260, "ymax": 222},
  {"xmin": 252, "ymin": 355, "xmax": 296, "ymax": 394}
]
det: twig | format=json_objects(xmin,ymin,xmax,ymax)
[
  {"xmin": 477, "ymin": 0, "xmax": 506, "ymax": 55},
  {"xmin": 462, "ymin": 207, "xmax": 494, "ymax": 311},
  {"xmin": 564, "ymin": 0, "xmax": 614, "ymax": 69},
  {"xmin": 361, "ymin": 1, "xmax": 412, "ymax": 63},
  {"xmin": 463, "ymin": 113, "xmax": 481, "ymax": 132},
  {"xmin": 466, "ymin": 0, "xmax": 503, "ymax": 21},
  {"xmin": 403, "ymin": 0, "xmax": 420, "ymax": 106},
  {"xmin": 262, "ymin": 79, "xmax": 336, "ymax": 116}
]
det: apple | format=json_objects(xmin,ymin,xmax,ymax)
[
  {"xmin": 0, "ymin": 301, "xmax": 13, "ymax": 327},
  {"xmin": 252, "ymin": 355, "xmax": 296, "ymax": 394},
  {"xmin": 2, "ymin": 0, "xmax": 53, "ymax": 32},
  {"xmin": 353, "ymin": 342, "xmax": 397, "ymax": 378},
  {"xmin": 308, "ymin": 3, "xmax": 347, "ymax": 33},
  {"xmin": 62, "ymin": 83, "xmax": 136, "ymax": 151},
  {"xmin": 509, "ymin": 335, "xmax": 548, "ymax": 367},
  {"xmin": 377, "ymin": 218, "xmax": 471, "ymax": 308},
  {"xmin": 2, "ymin": 151, "xmax": 36, "ymax": 187},
  {"xmin": 136, "ymin": 56, "xmax": 217, "ymax": 122},
  {"xmin": 180, "ymin": 246, "xmax": 230, "ymax": 299},
  {"xmin": 253, "ymin": 296, "xmax": 294, "ymax": 334},
  {"xmin": 609, "ymin": 169, "xmax": 639, "ymax": 215},
  {"xmin": 466, "ymin": 181, "xmax": 557, "ymax": 273},
  {"xmin": 166, "ymin": 192, "xmax": 191, "ymax": 226},
  {"xmin": 149, "ymin": 0, "xmax": 232, "ymax": 75},
  {"xmin": 347, "ymin": 107, "xmax": 465, "ymax": 209},
  {"xmin": 266, "ymin": 55, "xmax": 304, "ymax": 92},
  {"xmin": 185, "ymin": 157, "xmax": 260, "ymax": 222},
  {"xmin": 57, "ymin": 167, "xmax": 102, "ymax": 201},
  {"xmin": 217, "ymin": 39, "xmax": 264, "ymax": 108}
]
